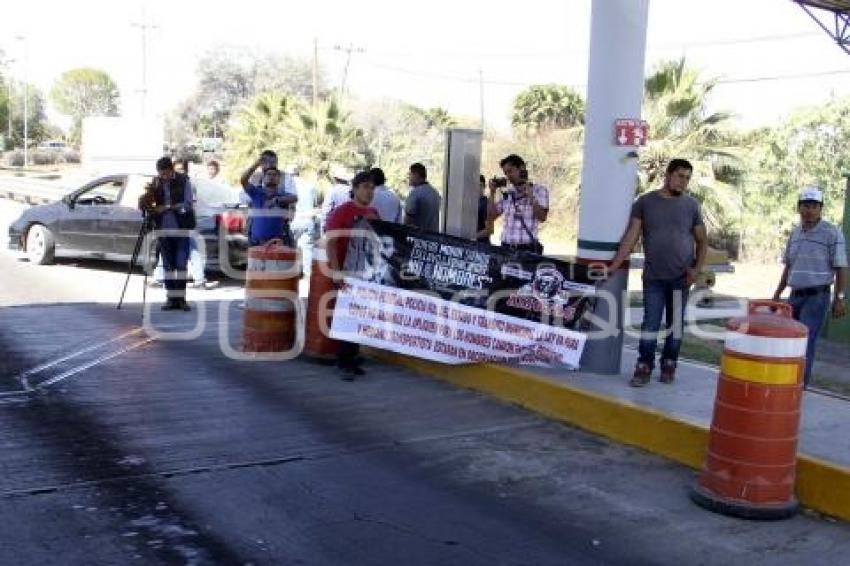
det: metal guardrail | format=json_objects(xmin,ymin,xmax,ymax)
[{"xmin": 0, "ymin": 176, "xmax": 70, "ymax": 206}]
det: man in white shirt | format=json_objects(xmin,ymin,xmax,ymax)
[
  {"xmin": 321, "ymin": 165, "xmax": 354, "ymax": 231},
  {"xmin": 368, "ymin": 167, "xmax": 402, "ymax": 223}
]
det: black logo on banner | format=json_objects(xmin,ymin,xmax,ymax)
[{"xmin": 343, "ymin": 219, "xmax": 596, "ymax": 329}]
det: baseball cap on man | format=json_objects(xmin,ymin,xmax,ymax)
[
  {"xmin": 798, "ymin": 185, "xmax": 823, "ymax": 203},
  {"xmin": 329, "ymin": 164, "xmax": 353, "ymax": 183}
]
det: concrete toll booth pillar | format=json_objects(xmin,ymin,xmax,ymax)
[
  {"xmin": 442, "ymin": 128, "xmax": 483, "ymax": 239},
  {"xmin": 577, "ymin": 0, "xmax": 650, "ymax": 374}
]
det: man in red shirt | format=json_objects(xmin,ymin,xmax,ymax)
[{"xmin": 325, "ymin": 171, "xmax": 378, "ymax": 379}]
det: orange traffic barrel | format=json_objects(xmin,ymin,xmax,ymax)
[
  {"xmin": 303, "ymin": 245, "xmax": 339, "ymax": 362},
  {"xmin": 691, "ymin": 299, "xmax": 808, "ymax": 520},
  {"xmin": 242, "ymin": 241, "xmax": 301, "ymax": 353}
]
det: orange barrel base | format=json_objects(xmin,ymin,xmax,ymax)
[
  {"xmin": 690, "ymin": 485, "xmax": 798, "ymax": 521},
  {"xmin": 242, "ymin": 243, "xmax": 300, "ymax": 353},
  {"xmin": 302, "ymin": 246, "xmax": 338, "ymax": 362},
  {"xmin": 691, "ymin": 300, "xmax": 807, "ymax": 521},
  {"xmin": 242, "ymin": 305, "xmax": 296, "ymax": 352}
]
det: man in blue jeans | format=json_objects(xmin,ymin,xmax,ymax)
[
  {"xmin": 609, "ymin": 159, "xmax": 708, "ymax": 386},
  {"xmin": 773, "ymin": 186, "xmax": 847, "ymax": 387}
]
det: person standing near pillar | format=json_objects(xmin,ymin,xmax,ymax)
[
  {"xmin": 609, "ymin": 158, "xmax": 707, "ymax": 386},
  {"xmin": 404, "ymin": 162, "xmax": 441, "ymax": 232},
  {"xmin": 476, "ymin": 174, "xmax": 494, "ymax": 243},
  {"xmin": 772, "ymin": 186, "xmax": 847, "ymax": 387}
]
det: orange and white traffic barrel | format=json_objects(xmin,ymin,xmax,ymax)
[
  {"xmin": 242, "ymin": 241, "xmax": 301, "ymax": 353},
  {"xmin": 303, "ymin": 244, "xmax": 339, "ymax": 362},
  {"xmin": 691, "ymin": 300, "xmax": 808, "ymax": 519}
]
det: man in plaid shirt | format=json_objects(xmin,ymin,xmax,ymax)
[{"xmin": 488, "ymin": 154, "xmax": 549, "ymax": 253}]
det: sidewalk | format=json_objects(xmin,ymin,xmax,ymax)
[{"xmin": 373, "ymin": 345, "xmax": 850, "ymax": 522}]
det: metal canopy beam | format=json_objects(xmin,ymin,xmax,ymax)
[{"xmin": 794, "ymin": 0, "xmax": 850, "ymax": 54}]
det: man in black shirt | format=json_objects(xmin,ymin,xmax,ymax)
[{"xmin": 476, "ymin": 174, "xmax": 494, "ymax": 244}]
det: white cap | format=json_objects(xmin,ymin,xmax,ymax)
[
  {"xmin": 799, "ymin": 185, "xmax": 823, "ymax": 203},
  {"xmin": 329, "ymin": 164, "xmax": 352, "ymax": 182}
]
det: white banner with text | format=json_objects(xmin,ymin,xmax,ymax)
[{"xmin": 330, "ymin": 278, "xmax": 586, "ymax": 367}]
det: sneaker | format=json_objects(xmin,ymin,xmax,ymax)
[
  {"xmin": 161, "ymin": 299, "xmax": 179, "ymax": 311},
  {"xmin": 629, "ymin": 363, "xmax": 652, "ymax": 387},
  {"xmin": 660, "ymin": 360, "xmax": 676, "ymax": 384},
  {"xmin": 178, "ymin": 300, "xmax": 192, "ymax": 312}
]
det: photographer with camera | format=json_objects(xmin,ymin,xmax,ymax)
[
  {"xmin": 138, "ymin": 156, "xmax": 195, "ymax": 312},
  {"xmin": 240, "ymin": 155, "xmax": 299, "ymax": 246},
  {"xmin": 487, "ymin": 154, "xmax": 549, "ymax": 254}
]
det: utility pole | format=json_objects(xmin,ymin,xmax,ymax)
[
  {"xmin": 334, "ymin": 44, "xmax": 365, "ymax": 94},
  {"xmin": 1, "ymin": 56, "xmax": 14, "ymax": 145},
  {"xmin": 132, "ymin": 9, "xmax": 158, "ymax": 118},
  {"xmin": 15, "ymin": 36, "xmax": 27, "ymax": 167},
  {"xmin": 478, "ymin": 68, "xmax": 485, "ymax": 130},
  {"xmin": 312, "ymin": 38, "xmax": 319, "ymax": 107}
]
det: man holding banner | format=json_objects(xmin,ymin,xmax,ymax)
[{"xmin": 325, "ymin": 171, "xmax": 380, "ymax": 380}]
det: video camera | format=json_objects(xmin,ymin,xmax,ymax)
[{"xmin": 490, "ymin": 176, "xmax": 508, "ymax": 189}]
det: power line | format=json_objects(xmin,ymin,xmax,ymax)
[
  {"xmin": 324, "ymin": 31, "xmax": 822, "ymax": 60},
  {"xmin": 715, "ymin": 68, "xmax": 850, "ymax": 84},
  {"xmin": 360, "ymin": 58, "xmax": 850, "ymax": 90},
  {"xmin": 649, "ymin": 31, "xmax": 820, "ymax": 49}
]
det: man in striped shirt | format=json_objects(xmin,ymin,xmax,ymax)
[{"xmin": 773, "ymin": 186, "xmax": 847, "ymax": 386}]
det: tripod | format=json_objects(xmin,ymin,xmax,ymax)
[{"xmin": 117, "ymin": 214, "xmax": 155, "ymax": 310}]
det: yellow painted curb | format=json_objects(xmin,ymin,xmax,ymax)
[{"xmin": 370, "ymin": 349, "xmax": 850, "ymax": 523}]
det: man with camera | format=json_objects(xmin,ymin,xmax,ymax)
[
  {"xmin": 138, "ymin": 156, "xmax": 195, "ymax": 311},
  {"xmin": 487, "ymin": 154, "xmax": 549, "ymax": 254},
  {"xmin": 240, "ymin": 156, "xmax": 298, "ymax": 246}
]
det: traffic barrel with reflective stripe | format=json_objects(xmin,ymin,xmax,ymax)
[
  {"xmin": 303, "ymin": 245, "xmax": 339, "ymax": 362},
  {"xmin": 242, "ymin": 241, "xmax": 301, "ymax": 353},
  {"xmin": 691, "ymin": 300, "xmax": 808, "ymax": 520}
]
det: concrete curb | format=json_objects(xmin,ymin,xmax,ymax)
[{"xmin": 370, "ymin": 350, "xmax": 850, "ymax": 522}]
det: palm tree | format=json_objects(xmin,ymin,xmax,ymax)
[
  {"xmin": 640, "ymin": 58, "xmax": 745, "ymax": 235},
  {"xmin": 285, "ymin": 97, "xmax": 367, "ymax": 183},
  {"xmin": 511, "ymin": 84, "xmax": 585, "ymax": 132},
  {"xmin": 222, "ymin": 91, "xmax": 293, "ymax": 180}
]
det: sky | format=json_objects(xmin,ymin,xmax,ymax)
[{"xmin": 2, "ymin": 0, "xmax": 849, "ymax": 132}]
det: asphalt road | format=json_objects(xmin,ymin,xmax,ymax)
[{"xmin": 2, "ymin": 197, "xmax": 850, "ymax": 565}]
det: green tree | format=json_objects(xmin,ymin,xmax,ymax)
[
  {"xmin": 222, "ymin": 91, "xmax": 294, "ymax": 179},
  {"xmin": 285, "ymin": 98, "xmax": 367, "ymax": 183},
  {"xmin": 743, "ymin": 97, "xmax": 850, "ymax": 260},
  {"xmin": 350, "ymin": 99, "xmax": 462, "ymax": 192},
  {"xmin": 5, "ymin": 81, "xmax": 50, "ymax": 147},
  {"xmin": 194, "ymin": 47, "xmax": 327, "ymax": 125},
  {"xmin": 640, "ymin": 58, "xmax": 745, "ymax": 241},
  {"xmin": 511, "ymin": 84, "xmax": 585, "ymax": 132},
  {"xmin": 50, "ymin": 68, "xmax": 120, "ymax": 144}
]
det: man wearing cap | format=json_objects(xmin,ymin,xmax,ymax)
[{"xmin": 773, "ymin": 186, "xmax": 847, "ymax": 387}]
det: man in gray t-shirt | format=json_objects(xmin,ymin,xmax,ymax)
[
  {"xmin": 609, "ymin": 159, "xmax": 708, "ymax": 386},
  {"xmin": 404, "ymin": 162, "xmax": 441, "ymax": 232}
]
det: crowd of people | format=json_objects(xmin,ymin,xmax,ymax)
[{"xmin": 138, "ymin": 151, "xmax": 847, "ymax": 387}]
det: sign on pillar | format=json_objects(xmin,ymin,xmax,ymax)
[{"xmin": 614, "ymin": 119, "xmax": 649, "ymax": 147}]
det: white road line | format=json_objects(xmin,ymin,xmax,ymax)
[
  {"xmin": 34, "ymin": 337, "xmax": 155, "ymax": 391},
  {"xmin": 15, "ymin": 327, "xmax": 146, "ymax": 388}
]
